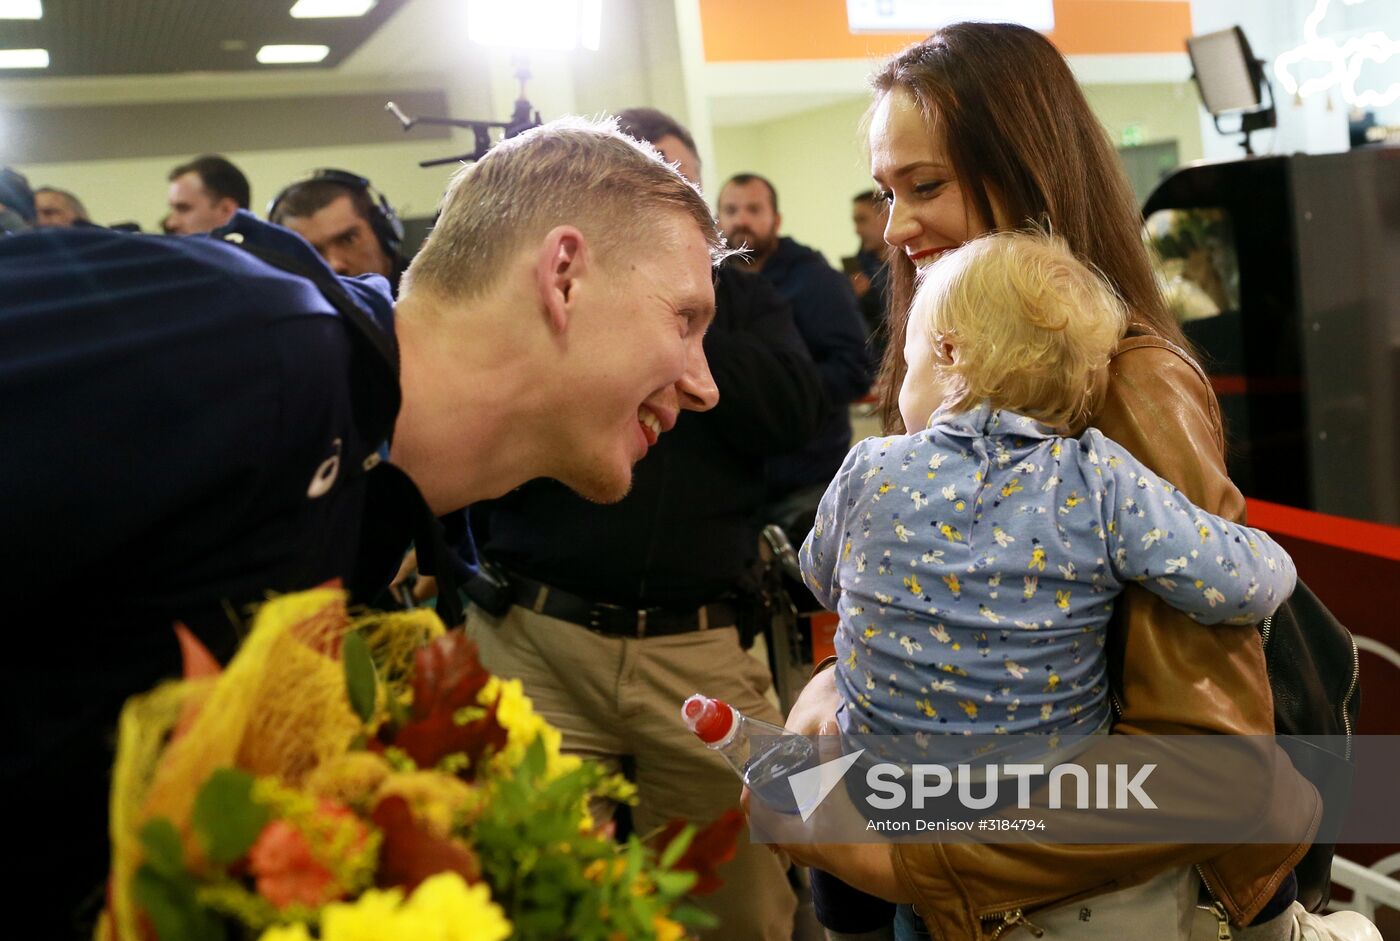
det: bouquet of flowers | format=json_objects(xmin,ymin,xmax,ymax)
[{"xmin": 101, "ymin": 587, "xmax": 741, "ymax": 941}]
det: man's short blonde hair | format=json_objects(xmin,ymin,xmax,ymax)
[
  {"xmin": 402, "ymin": 115, "xmax": 728, "ymax": 300},
  {"xmin": 914, "ymin": 228, "xmax": 1128, "ymax": 427}
]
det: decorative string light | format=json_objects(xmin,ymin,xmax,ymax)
[{"xmin": 1273, "ymin": 0, "xmax": 1400, "ymax": 108}]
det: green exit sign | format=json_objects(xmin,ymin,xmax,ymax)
[{"xmin": 1120, "ymin": 124, "xmax": 1146, "ymax": 147}]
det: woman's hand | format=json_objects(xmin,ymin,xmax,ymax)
[{"xmin": 784, "ymin": 664, "xmax": 840, "ymax": 735}]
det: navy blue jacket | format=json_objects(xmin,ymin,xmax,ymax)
[
  {"xmin": 0, "ymin": 212, "xmax": 401, "ymax": 924},
  {"xmin": 755, "ymin": 236, "xmax": 872, "ymax": 494}
]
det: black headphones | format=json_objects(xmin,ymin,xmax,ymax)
[{"xmin": 267, "ymin": 168, "xmax": 405, "ymax": 260}]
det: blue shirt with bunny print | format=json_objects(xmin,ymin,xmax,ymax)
[{"xmin": 800, "ymin": 402, "xmax": 1296, "ymax": 739}]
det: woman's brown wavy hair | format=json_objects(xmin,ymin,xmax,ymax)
[{"xmin": 869, "ymin": 22, "xmax": 1190, "ymax": 431}]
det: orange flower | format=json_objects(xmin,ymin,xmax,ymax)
[
  {"xmin": 248, "ymin": 820, "xmax": 338, "ymax": 909},
  {"xmin": 247, "ymin": 801, "xmax": 366, "ymax": 910}
]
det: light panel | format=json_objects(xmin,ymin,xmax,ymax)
[
  {"xmin": 466, "ymin": 0, "xmax": 603, "ymax": 51},
  {"xmin": 0, "ymin": 48, "xmax": 49, "ymax": 68},
  {"xmin": 289, "ymin": 0, "xmax": 375, "ymax": 18},
  {"xmin": 0, "ymin": 0, "xmax": 42, "ymax": 20},
  {"xmin": 256, "ymin": 44, "xmax": 331, "ymax": 64}
]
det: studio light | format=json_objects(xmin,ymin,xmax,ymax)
[
  {"xmin": 0, "ymin": 48, "xmax": 49, "ymax": 68},
  {"xmin": 1187, "ymin": 26, "xmax": 1276, "ymax": 155},
  {"xmin": 465, "ymin": 0, "xmax": 603, "ymax": 52},
  {"xmin": 289, "ymin": 0, "xmax": 376, "ymax": 18},
  {"xmin": 256, "ymin": 44, "xmax": 331, "ymax": 64},
  {"xmin": 0, "ymin": 1, "xmax": 42, "ymax": 20}
]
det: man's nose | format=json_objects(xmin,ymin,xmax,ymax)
[{"xmin": 678, "ymin": 347, "xmax": 719, "ymax": 412}]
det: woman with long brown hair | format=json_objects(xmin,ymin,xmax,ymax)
[{"xmin": 764, "ymin": 22, "xmax": 1339, "ymax": 941}]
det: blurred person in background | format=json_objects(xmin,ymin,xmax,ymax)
[
  {"xmin": 269, "ymin": 169, "xmax": 407, "ymax": 291},
  {"xmin": 717, "ymin": 172, "xmax": 871, "ymax": 542},
  {"xmin": 165, "ymin": 154, "xmax": 250, "ymax": 235},
  {"xmin": 848, "ymin": 189, "xmax": 890, "ymax": 357},
  {"xmin": 0, "ymin": 166, "xmax": 35, "ymax": 234},
  {"xmin": 34, "ymin": 187, "xmax": 91, "ymax": 228}
]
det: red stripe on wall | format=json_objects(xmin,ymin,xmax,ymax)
[{"xmin": 1246, "ymin": 498, "xmax": 1400, "ymax": 562}]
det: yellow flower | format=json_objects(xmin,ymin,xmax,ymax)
[
  {"xmin": 654, "ymin": 915, "xmax": 687, "ymax": 941},
  {"xmin": 319, "ymin": 887, "xmax": 405, "ymax": 941},
  {"xmin": 258, "ymin": 925, "xmax": 314, "ymax": 941},
  {"xmin": 307, "ymin": 874, "xmax": 510, "ymax": 941},
  {"xmin": 480, "ymin": 677, "xmax": 582, "ymax": 779},
  {"xmin": 398, "ymin": 873, "xmax": 512, "ymax": 941}
]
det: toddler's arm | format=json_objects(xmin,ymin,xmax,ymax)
[{"xmin": 1093, "ymin": 432, "xmax": 1296, "ymax": 624}]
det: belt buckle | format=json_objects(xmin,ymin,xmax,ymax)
[{"xmin": 636, "ymin": 608, "xmax": 647, "ymax": 639}]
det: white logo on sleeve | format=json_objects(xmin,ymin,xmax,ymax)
[{"xmin": 307, "ymin": 438, "xmax": 342, "ymax": 499}]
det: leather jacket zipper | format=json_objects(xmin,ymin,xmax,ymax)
[
  {"xmin": 1341, "ymin": 630, "xmax": 1358, "ymax": 760},
  {"xmin": 1195, "ymin": 866, "xmax": 1232, "ymax": 940},
  {"xmin": 988, "ymin": 909, "xmax": 1046, "ymax": 939},
  {"xmin": 1205, "ymin": 898, "xmax": 1233, "ymax": 940}
]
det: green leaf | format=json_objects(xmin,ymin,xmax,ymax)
[
  {"xmin": 131, "ymin": 864, "xmax": 226, "ymax": 941},
  {"xmin": 670, "ymin": 902, "xmax": 720, "ymax": 929},
  {"xmin": 653, "ymin": 870, "xmax": 697, "ymax": 897},
  {"xmin": 191, "ymin": 768, "xmax": 269, "ymax": 866},
  {"xmin": 658, "ymin": 826, "xmax": 695, "ymax": 870},
  {"xmin": 138, "ymin": 818, "xmax": 186, "ymax": 878},
  {"xmin": 343, "ymin": 629, "xmax": 378, "ymax": 724}
]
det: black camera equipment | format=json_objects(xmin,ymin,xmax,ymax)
[{"xmin": 385, "ymin": 61, "xmax": 543, "ymax": 168}]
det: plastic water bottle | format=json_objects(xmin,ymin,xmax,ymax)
[{"xmin": 682, "ymin": 693, "xmax": 816, "ymax": 814}]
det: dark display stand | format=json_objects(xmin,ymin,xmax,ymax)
[{"xmin": 1143, "ymin": 146, "xmax": 1400, "ymax": 526}]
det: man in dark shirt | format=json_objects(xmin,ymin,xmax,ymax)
[
  {"xmin": 849, "ymin": 188, "xmax": 891, "ymax": 359},
  {"xmin": 1, "ymin": 117, "xmax": 724, "ymax": 932},
  {"xmin": 716, "ymin": 173, "xmax": 872, "ymax": 536},
  {"xmin": 466, "ymin": 109, "xmax": 822, "ymax": 940}
]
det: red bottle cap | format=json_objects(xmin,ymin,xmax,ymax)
[{"xmin": 682, "ymin": 694, "xmax": 734, "ymax": 744}]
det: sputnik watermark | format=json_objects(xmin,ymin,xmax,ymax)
[
  {"xmin": 746, "ymin": 733, "xmax": 1367, "ymax": 845},
  {"xmin": 785, "ymin": 751, "xmax": 1155, "ymax": 821},
  {"xmin": 865, "ymin": 762, "xmax": 1156, "ymax": 811}
]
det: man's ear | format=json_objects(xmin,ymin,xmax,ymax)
[
  {"xmin": 774, "ymin": 211, "xmax": 783, "ymax": 235},
  {"xmin": 534, "ymin": 225, "xmax": 589, "ymax": 335},
  {"xmin": 215, "ymin": 197, "xmax": 240, "ymax": 223}
]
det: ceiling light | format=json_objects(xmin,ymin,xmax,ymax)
[
  {"xmin": 0, "ymin": 1, "xmax": 42, "ymax": 19},
  {"xmin": 466, "ymin": 0, "xmax": 603, "ymax": 51},
  {"xmin": 256, "ymin": 44, "xmax": 331, "ymax": 64},
  {"xmin": 0, "ymin": 48, "xmax": 49, "ymax": 68},
  {"xmin": 290, "ymin": 0, "xmax": 375, "ymax": 18}
]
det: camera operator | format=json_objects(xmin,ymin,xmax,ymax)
[{"xmin": 269, "ymin": 169, "xmax": 409, "ymax": 292}]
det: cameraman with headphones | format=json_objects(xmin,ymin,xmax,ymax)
[{"xmin": 269, "ymin": 169, "xmax": 408, "ymax": 291}]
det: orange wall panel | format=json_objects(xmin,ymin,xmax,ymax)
[{"xmin": 699, "ymin": 0, "xmax": 1193, "ymax": 62}]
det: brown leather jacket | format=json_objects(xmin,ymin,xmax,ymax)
[{"xmin": 891, "ymin": 336, "xmax": 1322, "ymax": 940}]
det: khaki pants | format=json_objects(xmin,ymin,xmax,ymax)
[{"xmin": 466, "ymin": 603, "xmax": 798, "ymax": 941}]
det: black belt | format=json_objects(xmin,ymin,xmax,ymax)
[{"xmin": 506, "ymin": 572, "xmax": 736, "ymax": 639}]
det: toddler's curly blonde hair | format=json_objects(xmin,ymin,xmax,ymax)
[{"xmin": 913, "ymin": 227, "xmax": 1128, "ymax": 428}]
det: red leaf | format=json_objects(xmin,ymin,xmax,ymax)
[
  {"xmin": 651, "ymin": 808, "xmax": 744, "ymax": 896},
  {"xmin": 371, "ymin": 795, "xmax": 480, "ymax": 893},
  {"xmin": 389, "ymin": 632, "xmax": 509, "ymax": 774}
]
